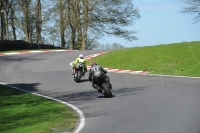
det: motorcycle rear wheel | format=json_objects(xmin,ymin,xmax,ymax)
[{"xmin": 75, "ymin": 71, "xmax": 82, "ymax": 83}]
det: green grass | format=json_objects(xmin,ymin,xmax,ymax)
[
  {"xmin": 87, "ymin": 41, "xmax": 200, "ymax": 77},
  {"xmin": 0, "ymin": 84, "xmax": 77, "ymax": 133}
]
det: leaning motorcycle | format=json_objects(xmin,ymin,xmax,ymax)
[
  {"xmin": 94, "ymin": 72, "xmax": 112, "ymax": 98},
  {"xmin": 73, "ymin": 62, "xmax": 85, "ymax": 83}
]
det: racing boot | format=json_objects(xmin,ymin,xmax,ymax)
[
  {"xmin": 107, "ymin": 82, "xmax": 112, "ymax": 89},
  {"xmin": 72, "ymin": 69, "xmax": 75, "ymax": 75}
]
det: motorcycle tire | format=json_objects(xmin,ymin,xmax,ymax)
[
  {"xmin": 102, "ymin": 83, "xmax": 112, "ymax": 98},
  {"xmin": 75, "ymin": 71, "xmax": 82, "ymax": 83}
]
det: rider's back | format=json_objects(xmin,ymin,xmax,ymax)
[{"xmin": 91, "ymin": 65, "xmax": 103, "ymax": 78}]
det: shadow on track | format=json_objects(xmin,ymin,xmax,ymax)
[
  {"xmin": 78, "ymin": 79, "xmax": 90, "ymax": 83},
  {"xmin": 8, "ymin": 83, "xmax": 40, "ymax": 92},
  {"xmin": 113, "ymin": 86, "xmax": 148, "ymax": 97},
  {"xmin": 56, "ymin": 86, "xmax": 147, "ymax": 104},
  {"xmin": 0, "ymin": 56, "xmax": 45, "ymax": 62}
]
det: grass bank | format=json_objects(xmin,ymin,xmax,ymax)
[
  {"xmin": 87, "ymin": 41, "xmax": 200, "ymax": 77},
  {"xmin": 0, "ymin": 84, "xmax": 77, "ymax": 133}
]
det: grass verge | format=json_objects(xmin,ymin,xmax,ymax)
[
  {"xmin": 87, "ymin": 41, "xmax": 200, "ymax": 77},
  {"xmin": 0, "ymin": 84, "xmax": 77, "ymax": 133}
]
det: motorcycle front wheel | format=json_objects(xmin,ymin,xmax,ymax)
[{"xmin": 102, "ymin": 83, "xmax": 112, "ymax": 98}]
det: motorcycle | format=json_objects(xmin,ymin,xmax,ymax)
[
  {"xmin": 73, "ymin": 62, "xmax": 85, "ymax": 83},
  {"xmin": 93, "ymin": 73, "xmax": 112, "ymax": 98}
]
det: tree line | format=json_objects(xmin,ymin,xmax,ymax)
[
  {"xmin": 0, "ymin": 0, "xmax": 140, "ymax": 50},
  {"xmin": 180, "ymin": 0, "xmax": 200, "ymax": 23}
]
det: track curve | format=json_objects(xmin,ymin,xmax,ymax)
[{"xmin": 0, "ymin": 50, "xmax": 200, "ymax": 133}]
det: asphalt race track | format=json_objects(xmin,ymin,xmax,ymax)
[{"xmin": 1, "ymin": 50, "xmax": 200, "ymax": 133}]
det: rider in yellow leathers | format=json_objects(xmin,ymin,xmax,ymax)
[{"xmin": 72, "ymin": 54, "xmax": 87, "ymax": 75}]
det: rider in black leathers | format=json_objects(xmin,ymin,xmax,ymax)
[{"xmin": 88, "ymin": 62, "xmax": 112, "ymax": 92}]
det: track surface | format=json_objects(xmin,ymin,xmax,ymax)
[{"xmin": 1, "ymin": 50, "xmax": 200, "ymax": 133}]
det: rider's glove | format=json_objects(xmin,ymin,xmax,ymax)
[{"xmin": 104, "ymin": 70, "xmax": 107, "ymax": 74}]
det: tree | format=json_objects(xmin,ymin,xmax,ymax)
[
  {"xmin": 96, "ymin": 42, "xmax": 125, "ymax": 50},
  {"xmin": 0, "ymin": 2, "xmax": 5, "ymax": 40},
  {"xmin": 67, "ymin": 0, "xmax": 79, "ymax": 50},
  {"xmin": 81, "ymin": 0, "xmax": 89, "ymax": 50},
  {"xmin": 35, "ymin": 0, "xmax": 42, "ymax": 44},
  {"xmin": 16, "ymin": 0, "xmax": 33, "ymax": 42},
  {"xmin": 0, "ymin": 0, "xmax": 9, "ymax": 40},
  {"xmin": 58, "ymin": 0, "xmax": 66, "ymax": 48},
  {"xmin": 181, "ymin": 0, "xmax": 200, "ymax": 23},
  {"xmin": 88, "ymin": 0, "xmax": 140, "ymax": 42},
  {"xmin": 4, "ymin": 0, "xmax": 9, "ymax": 40},
  {"xmin": 0, "ymin": 0, "xmax": 140, "ymax": 50},
  {"xmin": 9, "ymin": 0, "xmax": 17, "ymax": 40},
  {"xmin": 112, "ymin": 43, "xmax": 125, "ymax": 49},
  {"xmin": 85, "ymin": 38, "xmax": 99, "ymax": 50}
]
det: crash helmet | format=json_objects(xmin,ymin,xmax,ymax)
[
  {"xmin": 79, "ymin": 54, "xmax": 84, "ymax": 58},
  {"xmin": 91, "ymin": 62, "xmax": 97, "ymax": 66}
]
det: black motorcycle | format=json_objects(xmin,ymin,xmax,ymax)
[
  {"xmin": 94, "ymin": 73, "xmax": 112, "ymax": 98},
  {"xmin": 73, "ymin": 63, "xmax": 85, "ymax": 83}
]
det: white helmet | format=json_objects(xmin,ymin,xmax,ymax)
[{"xmin": 79, "ymin": 54, "xmax": 84, "ymax": 58}]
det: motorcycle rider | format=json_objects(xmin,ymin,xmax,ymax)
[
  {"xmin": 72, "ymin": 54, "xmax": 87, "ymax": 75},
  {"xmin": 88, "ymin": 62, "xmax": 112, "ymax": 92}
]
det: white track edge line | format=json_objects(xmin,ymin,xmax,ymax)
[
  {"xmin": 3, "ymin": 53, "xmax": 21, "ymax": 55},
  {"xmin": 1, "ymin": 50, "xmax": 79, "ymax": 55},
  {"xmin": 0, "ymin": 82, "xmax": 85, "ymax": 133},
  {"xmin": 146, "ymin": 73, "xmax": 200, "ymax": 79}
]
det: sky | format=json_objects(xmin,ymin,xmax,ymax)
[{"xmin": 100, "ymin": 0, "xmax": 200, "ymax": 47}]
